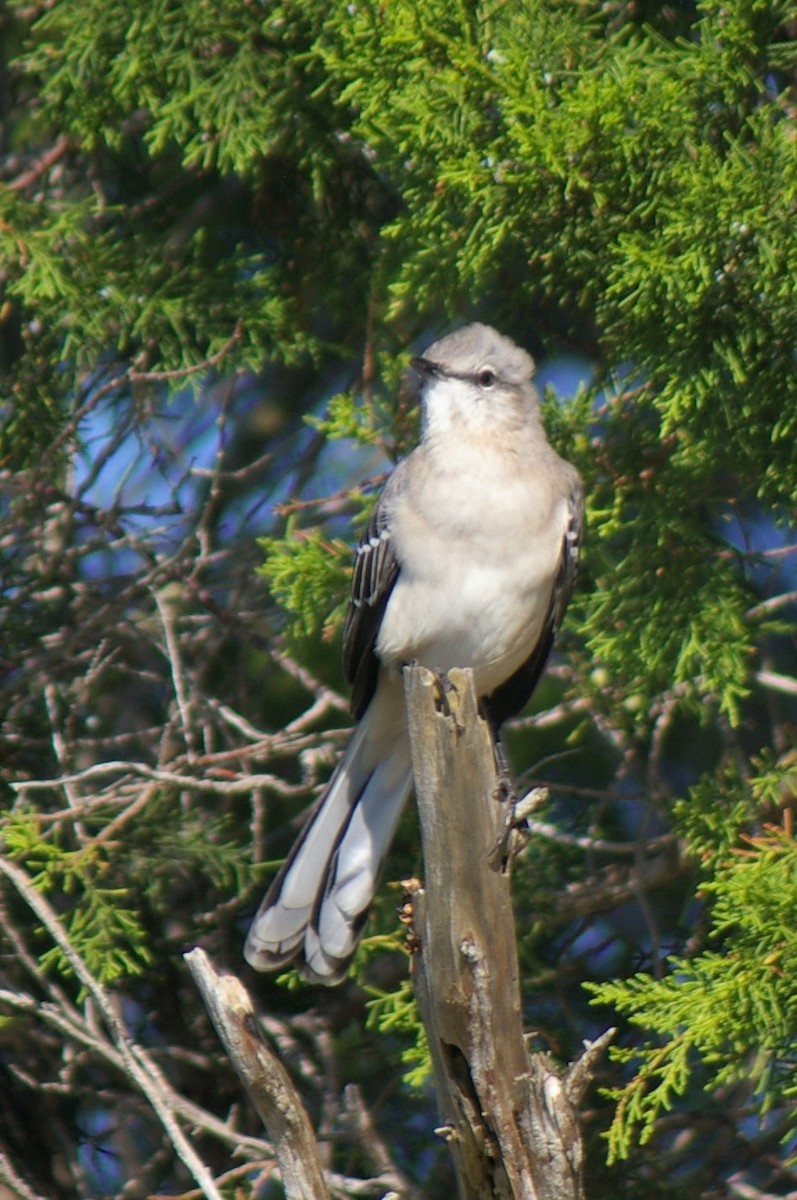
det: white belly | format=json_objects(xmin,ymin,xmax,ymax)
[{"xmin": 375, "ymin": 454, "xmax": 569, "ymax": 695}]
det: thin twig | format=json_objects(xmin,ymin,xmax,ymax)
[
  {"xmin": 43, "ymin": 322, "xmax": 243, "ymax": 461},
  {"xmin": 524, "ymin": 817, "xmax": 675, "ymax": 858},
  {"xmin": 756, "ymin": 670, "xmax": 797, "ymax": 697},
  {"xmin": 184, "ymin": 948, "xmax": 331, "ymax": 1200},
  {"xmin": 153, "ymin": 586, "xmax": 197, "ymax": 760},
  {"xmin": 0, "ymin": 986, "xmax": 273, "ymax": 1159},
  {"xmin": 43, "ymin": 683, "xmax": 87, "ymax": 843},
  {"xmin": 11, "ymin": 760, "xmax": 308, "ymax": 797},
  {"xmin": 0, "ymin": 1150, "xmax": 51, "ymax": 1200},
  {"xmin": 6, "ymin": 133, "xmax": 71, "ymax": 192},
  {"xmin": 0, "ymin": 856, "xmax": 226, "ymax": 1200}
]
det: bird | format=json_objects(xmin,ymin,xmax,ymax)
[{"xmin": 244, "ymin": 322, "xmax": 584, "ymax": 984}]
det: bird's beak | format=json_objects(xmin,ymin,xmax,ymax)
[{"xmin": 410, "ymin": 355, "xmax": 442, "ymax": 380}]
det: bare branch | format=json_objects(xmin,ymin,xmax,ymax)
[
  {"xmin": 184, "ymin": 948, "xmax": 331, "ymax": 1200},
  {"xmin": 0, "ymin": 857, "xmax": 226, "ymax": 1200},
  {"xmin": 6, "ymin": 133, "xmax": 71, "ymax": 193},
  {"xmin": 342, "ymin": 1083, "xmax": 425, "ymax": 1200},
  {"xmin": 0, "ymin": 1149, "xmax": 51, "ymax": 1200},
  {"xmin": 42, "ymin": 683, "xmax": 87, "ymax": 843},
  {"xmin": 404, "ymin": 667, "xmax": 611, "ymax": 1200},
  {"xmin": 755, "ymin": 669, "xmax": 797, "ymax": 697},
  {"xmin": 523, "ymin": 817, "xmax": 676, "ymax": 858},
  {"xmin": 153, "ymin": 585, "xmax": 198, "ymax": 760},
  {"xmin": 42, "ymin": 322, "xmax": 243, "ymax": 462},
  {"xmin": 747, "ymin": 589, "xmax": 797, "ymax": 618},
  {"xmin": 0, "ymin": 986, "xmax": 272, "ymax": 1160},
  {"xmin": 11, "ymin": 760, "xmax": 308, "ymax": 798}
]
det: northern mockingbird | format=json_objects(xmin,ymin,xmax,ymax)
[{"xmin": 245, "ymin": 323, "xmax": 583, "ymax": 984}]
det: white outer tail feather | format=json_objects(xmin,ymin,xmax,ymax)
[{"xmin": 244, "ymin": 699, "xmax": 413, "ymax": 983}]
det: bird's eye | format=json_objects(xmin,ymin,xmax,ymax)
[{"xmin": 477, "ymin": 368, "xmax": 496, "ymax": 388}]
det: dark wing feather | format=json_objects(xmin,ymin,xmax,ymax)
[
  {"xmin": 342, "ymin": 464, "xmax": 407, "ymax": 719},
  {"xmin": 483, "ymin": 479, "xmax": 584, "ymax": 730}
]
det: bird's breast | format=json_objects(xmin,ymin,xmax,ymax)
[{"xmin": 375, "ymin": 448, "xmax": 569, "ymax": 692}]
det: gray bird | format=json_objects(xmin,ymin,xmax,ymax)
[{"xmin": 245, "ymin": 323, "xmax": 583, "ymax": 984}]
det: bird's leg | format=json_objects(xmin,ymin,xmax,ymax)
[
  {"xmin": 488, "ymin": 731, "xmax": 522, "ymax": 872},
  {"xmin": 480, "ymin": 720, "xmax": 523, "ymax": 873},
  {"xmin": 432, "ymin": 669, "xmax": 463, "ymax": 728},
  {"xmin": 483, "ymin": 723, "xmax": 547, "ymax": 873},
  {"xmin": 491, "ymin": 732, "xmax": 517, "ymax": 805}
]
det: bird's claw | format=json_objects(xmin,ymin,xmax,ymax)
[
  {"xmin": 431, "ymin": 670, "xmax": 464, "ymax": 733},
  {"xmin": 488, "ymin": 786, "xmax": 549, "ymax": 874}
]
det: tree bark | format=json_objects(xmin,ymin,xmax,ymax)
[
  {"xmin": 404, "ymin": 666, "xmax": 611, "ymax": 1200},
  {"xmin": 186, "ymin": 668, "xmax": 611, "ymax": 1199},
  {"xmin": 184, "ymin": 948, "xmax": 330, "ymax": 1200}
]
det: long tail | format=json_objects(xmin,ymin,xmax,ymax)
[{"xmin": 244, "ymin": 691, "xmax": 413, "ymax": 984}]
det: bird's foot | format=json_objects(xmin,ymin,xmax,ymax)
[
  {"xmin": 430, "ymin": 669, "xmax": 464, "ymax": 733},
  {"xmin": 400, "ymin": 661, "xmax": 464, "ymax": 732},
  {"xmin": 491, "ymin": 765, "xmax": 517, "ymax": 807},
  {"xmin": 488, "ymin": 786, "xmax": 549, "ymax": 874}
]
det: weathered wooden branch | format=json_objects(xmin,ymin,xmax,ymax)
[
  {"xmin": 186, "ymin": 667, "xmax": 610, "ymax": 1199},
  {"xmin": 183, "ymin": 948, "xmax": 330, "ymax": 1200},
  {"xmin": 404, "ymin": 666, "xmax": 613, "ymax": 1200}
]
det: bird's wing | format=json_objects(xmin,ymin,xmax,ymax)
[
  {"xmin": 342, "ymin": 459, "xmax": 410, "ymax": 719},
  {"xmin": 484, "ymin": 477, "xmax": 584, "ymax": 729}
]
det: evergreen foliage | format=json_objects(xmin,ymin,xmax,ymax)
[{"xmin": 1, "ymin": 0, "xmax": 796, "ymax": 1196}]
